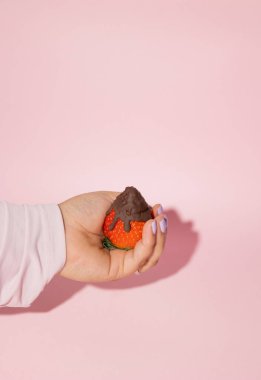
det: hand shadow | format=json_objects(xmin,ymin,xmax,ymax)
[
  {"xmin": 96, "ymin": 207, "xmax": 199, "ymax": 290},
  {"xmin": 0, "ymin": 208, "xmax": 199, "ymax": 314}
]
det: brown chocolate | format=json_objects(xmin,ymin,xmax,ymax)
[{"xmin": 106, "ymin": 186, "xmax": 153, "ymax": 232}]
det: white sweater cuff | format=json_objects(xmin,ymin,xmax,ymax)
[{"xmin": 0, "ymin": 202, "xmax": 66, "ymax": 307}]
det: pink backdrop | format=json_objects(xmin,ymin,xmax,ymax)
[{"xmin": 0, "ymin": 1, "xmax": 260, "ymax": 379}]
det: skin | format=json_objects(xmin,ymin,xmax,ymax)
[{"xmin": 57, "ymin": 191, "xmax": 168, "ymax": 282}]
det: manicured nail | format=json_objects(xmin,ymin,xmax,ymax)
[
  {"xmin": 157, "ymin": 205, "xmax": 163, "ymax": 215},
  {"xmin": 160, "ymin": 218, "xmax": 167, "ymax": 233},
  {"xmin": 151, "ymin": 220, "xmax": 157, "ymax": 234}
]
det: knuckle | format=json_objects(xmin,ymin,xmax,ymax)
[
  {"xmin": 143, "ymin": 239, "xmax": 156, "ymax": 251},
  {"xmin": 139, "ymin": 257, "xmax": 150, "ymax": 268},
  {"xmin": 153, "ymin": 259, "xmax": 159, "ymax": 266}
]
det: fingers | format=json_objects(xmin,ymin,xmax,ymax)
[
  {"xmin": 106, "ymin": 203, "xmax": 167, "ymax": 280},
  {"xmin": 109, "ymin": 217, "xmax": 157, "ymax": 279},
  {"xmin": 137, "ymin": 204, "xmax": 167, "ymax": 273},
  {"xmin": 123, "ymin": 203, "xmax": 167, "ymax": 275},
  {"xmin": 152, "ymin": 203, "xmax": 163, "ymax": 218}
]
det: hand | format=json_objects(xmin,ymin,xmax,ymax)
[{"xmin": 58, "ymin": 191, "xmax": 168, "ymax": 282}]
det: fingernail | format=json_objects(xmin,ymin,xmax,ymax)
[
  {"xmin": 157, "ymin": 205, "xmax": 163, "ymax": 215},
  {"xmin": 151, "ymin": 220, "xmax": 157, "ymax": 234},
  {"xmin": 134, "ymin": 271, "xmax": 141, "ymax": 275},
  {"xmin": 160, "ymin": 218, "xmax": 167, "ymax": 233}
]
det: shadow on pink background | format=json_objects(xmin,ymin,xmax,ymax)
[
  {"xmin": 0, "ymin": 208, "xmax": 199, "ymax": 314},
  {"xmin": 1, "ymin": 1, "xmax": 261, "ymax": 378}
]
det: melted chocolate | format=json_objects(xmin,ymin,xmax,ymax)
[{"xmin": 106, "ymin": 186, "xmax": 153, "ymax": 232}]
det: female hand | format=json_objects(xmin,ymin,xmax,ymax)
[{"xmin": 58, "ymin": 191, "xmax": 168, "ymax": 282}]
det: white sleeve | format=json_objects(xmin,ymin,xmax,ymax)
[{"xmin": 0, "ymin": 201, "xmax": 66, "ymax": 307}]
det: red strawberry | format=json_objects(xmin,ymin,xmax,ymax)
[{"xmin": 102, "ymin": 186, "xmax": 153, "ymax": 251}]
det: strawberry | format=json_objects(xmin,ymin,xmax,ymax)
[{"xmin": 102, "ymin": 186, "xmax": 154, "ymax": 251}]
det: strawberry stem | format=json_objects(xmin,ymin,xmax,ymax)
[{"xmin": 102, "ymin": 237, "xmax": 132, "ymax": 251}]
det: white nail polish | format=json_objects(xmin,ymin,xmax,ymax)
[
  {"xmin": 157, "ymin": 205, "xmax": 163, "ymax": 215},
  {"xmin": 151, "ymin": 220, "xmax": 157, "ymax": 234},
  {"xmin": 160, "ymin": 218, "xmax": 167, "ymax": 233}
]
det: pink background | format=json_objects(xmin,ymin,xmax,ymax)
[{"xmin": 0, "ymin": 1, "xmax": 261, "ymax": 379}]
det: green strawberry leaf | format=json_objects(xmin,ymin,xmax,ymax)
[{"xmin": 102, "ymin": 237, "xmax": 132, "ymax": 251}]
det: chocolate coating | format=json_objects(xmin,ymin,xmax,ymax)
[{"xmin": 106, "ymin": 186, "xmax": 153, "ymax": 232}]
